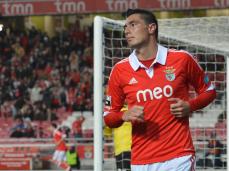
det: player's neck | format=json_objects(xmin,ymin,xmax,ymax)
[{"xmin": 135, "ymin": 41, "xmax": 158, "ymax": 61}]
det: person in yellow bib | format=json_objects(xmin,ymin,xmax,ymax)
[
  {"xmin": 104, "ymin": 104, "xmax": 132, "ymax": 171},
  {"xmin": 66, "ymin": 145, "xmax": 80, "ymax": 170},
  {"xmin": 113, "ymin": 122, "xmax": 131, "ymax": 171}
]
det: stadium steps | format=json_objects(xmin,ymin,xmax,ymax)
[
  {"xmin": 61, "ymin": 111, "xmax": 94, "ymax": 136},
  {"xmin": 189, "ymin": 105, "xmax": 224, "ymax": 128}
]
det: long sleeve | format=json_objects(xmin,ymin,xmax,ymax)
[
  {"xmin": 189, "ymin": 89, "xmax": 216, "ymax": 112},
  {"xmin": 185, "ymin": 52, "xmax": 216, "ymax": 111},
  {"xmin": 103, "ymin": 65, "xmax": 125, "ymax": 128}
]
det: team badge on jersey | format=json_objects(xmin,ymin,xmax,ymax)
[{"xmin": 164, "ymin": 66, "xmax": 176, "ymax": 81}]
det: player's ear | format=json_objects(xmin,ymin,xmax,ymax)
[{"xmin": 148, "ymin": 23, "xmax": 156, "ymax": 35}]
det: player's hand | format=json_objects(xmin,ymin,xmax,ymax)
[
  {"xmin": 122, "ymin": 105, "xmax": 144, "ymax": 122},
  {"xmin": 168, "ymin": 98, "xmax": 191, "ymax": 118}
]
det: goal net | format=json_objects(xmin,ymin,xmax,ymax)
[{"xmin": 93, "ymin": 16, "xmax": 229, "ymax": 171}]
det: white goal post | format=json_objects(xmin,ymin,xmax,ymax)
[
  {"xmin": 93, "ymin": 16, "xmax": 229, "ymax": 171},
  {"xmin": 94, "ymin": 16, "xmax": 104, "ymax": 171}
]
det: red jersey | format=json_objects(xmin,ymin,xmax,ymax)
[
  {"xmin": 104, "ymin": 45, "xmax": 215, "ymax": 164},
  {"xmin": 53, "ymin": 129, "xmax": 67, "ymax": 151},
  {"xmin": 72, "ymin": 116, "xmax": 85, "ymax": 134}
]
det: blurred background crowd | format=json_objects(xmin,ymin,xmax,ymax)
[{"xmin": 0, "ymin": 20, "xmax": 93, "ymax": 138}]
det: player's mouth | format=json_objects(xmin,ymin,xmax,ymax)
[{"xmin": 126, "ymin": 37, "xmax": 134, "ymax": 42}]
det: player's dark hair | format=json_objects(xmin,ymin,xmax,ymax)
[
  {"xmin": 51, "ymin": 123, "xmax": 57, "ymax": 128},
  {"xmin": 125, "ymin": 8, "xmax": 158, "ymax": 41}
]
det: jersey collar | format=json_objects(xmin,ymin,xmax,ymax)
[{"xmin": 129, "ymin": 44, "xmax": 168, "ymax": 71}]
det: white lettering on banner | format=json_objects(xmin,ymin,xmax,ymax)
[
  {"xmin": 2, "ymin": 2, "xmax": 33, "ymax": 15},
  {"xmin": 136, "ymin": 85, "xmax": 173, "ymax": 102},
  {"xmin": 158, "ymin": 0, "xmax": 191, "ymax": 9},
  {"xmin": 54, "ymin": 0, "xmax": 86, "ymax": 13},
  {"xmin": 106, "ymin": 0, "xmax": 138, "ymax": 11},
  {"xmin": 214, "ymin": 0, "xmax": 229, "ymax": 7}
]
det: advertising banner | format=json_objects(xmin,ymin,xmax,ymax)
[
  {"xmin": 0, "ymin": 0, "xmax": 228, "ymax": 16},
  {"xmin": 0, "ymin": 158, "xmax": 31, "ymax": 170}
]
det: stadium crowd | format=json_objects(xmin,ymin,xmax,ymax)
[{"xmin": 0, "ymin": 21, "xmax": 93, "ymax": 138}]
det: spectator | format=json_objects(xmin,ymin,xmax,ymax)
[
  {"xmin": 20, "ymin": 103, "xmax": 34, "ymax": 120},
  {"xmin": 65, "ymin": 86, "xmax": 77, "ymax": 111},
  {"xmin": 47, "ymin": 108, "xmax": 58, "ymax": 122},
  {"xmin": 10, "ymin": 117, "xmax": 25, "ymax": 138},
  {"xmin": 69, "ymin": 69, "xmax": 80, "ymax": 85},
  {"xmin": 23, "ymin": 117, "xmax": 35, "ymax": 138},
  {"xmin": 33, "ymin": 102, "xmax": 47, "ymax": 121},
  {"xmin": 197, "ymin": 132, "xmax": 224, "ymax": 168},
  {"xmin": 30, "ymin": 81, "xmax": 43, "ymax": 104},
  {"xmin": 69, "ymin": 51, "xmax": 79, "ymax": 72},
  {"xmin": 218, "ymin": 111, "xmax": 226, "ymax": 123},
  {"xmin": 0, "ymin": 101, "xmax": 12, "ymax": 118},
  {"xmin": 72, "ymin": 115, "xmax": 85, "ymax": 138},
  {"xmin": 205, "ymin": 133, "xmax": 224, "ymax": 168}
]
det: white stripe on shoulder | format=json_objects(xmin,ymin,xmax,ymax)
[
  {"xmin": 170, "ymin": 49, "xmax": 202, "ymax": 70},
  {"xmin": 168, "ymin": 48, "xmax": 177, "ymax": 52},
  {"xmin": 109, "ymin": 58, "xmax": 128, "ymax": 78},
  {"xmin": 116, "ymin": 57, "xmax": 129, "ymax": 65},
  {"xmin": 169, "ymin": 49, "xmax": 193, "ymax": 57},
  {"xmin": 179, "ymin": 50, "xmax": 194, "ymax": 57}
]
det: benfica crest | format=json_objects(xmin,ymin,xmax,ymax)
[{"xmin": 164, "ymin": 66, "xmax": 176, "ymax": 81}]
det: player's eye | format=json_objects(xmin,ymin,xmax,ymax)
[
  {"xmin": 123, "ymin": 23, "xmax": 138, "ymax": 31},
  {"xmin": 131, "ymin": 23, "xmax": 136, "ymax": 27}
]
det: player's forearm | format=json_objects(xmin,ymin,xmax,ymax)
[
  {"xmin": 188, "ymin": 89, "xmax": 216, "ymax": 112},
  {"xmin": 56, "ymin": 138, "xmax": 63, "ymax": 146},
  {"xmin": 104, "ymin": 111, "xmax": 124, "ymax": 128}
]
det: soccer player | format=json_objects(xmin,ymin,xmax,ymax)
[
  {"xmin": 103, "ymin": 8, "xmax": 216, "ymax": 171},
  {"xmin": 50, "ymin": 123, "xmax": 71, "ymax": 171},
  {"xmin": 104, "ymin": 103, "xmax": 132, "ymax": 171}
]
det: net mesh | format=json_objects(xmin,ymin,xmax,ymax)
[{"xmin": 102, "ymin": 16, "xmax": 228, "ymax": 170}]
